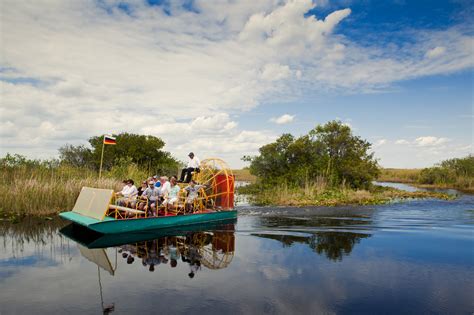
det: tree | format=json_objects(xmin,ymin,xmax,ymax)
[
  {"xmin": 244, "ymin": 121, "xmax": 379, "ymax": 189},
  {"xmin": 59, "ymin": 133, "xmax": 179, "ymax": 174},
  {"xmin": 310, "ymin": 121, "xmax": 379, "ymax": 188},
  {"xmin": 59, "ymin": 144, "xmax": 93, "ymax": 168}
]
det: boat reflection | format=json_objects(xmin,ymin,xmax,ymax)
[
  {"xmin": 117, "ymin": 228, "xmax": 235, "ymax": 275},
  {"xmin": 60, "ymin": 219, "xmax": 237, "ymax": 274}
]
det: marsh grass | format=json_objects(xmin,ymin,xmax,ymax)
[
  {"xmin": 238, "ymin": 180, "xmax": 453, "ymax": 207},
  {"xmin": 379, "ymin": 167, "xmax": 474, "ymax": 193},
  {"xmin": 232, "ymin": 169, "xmax": 257, "ymax": 183},
  {"xmin": 378, "ymin": 168, "xmax": 421, "ymax": 183},
  {"xmin": 0, "ymin": 165, "xmax": 122, "ymax": 217}
]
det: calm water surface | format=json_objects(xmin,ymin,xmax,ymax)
[{"xmin": 1, "ymin": 183, "xmax": 473, "ymax": 314}]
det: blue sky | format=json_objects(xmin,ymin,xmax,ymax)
[{"xmin": 0, "ymin": 0, "xmax": 472, "ymax": 168}]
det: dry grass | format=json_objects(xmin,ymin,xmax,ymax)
[
  {"xmin": 378, "ymin": 168, "xmax": 421, "ymax": 183},
  {"xmin": 0, "ymin": 166, "xmax": 121, "ymax": 217},
  {"xmin": 239, "ymin": 181, "xmax": 453, "ymax": 207},
  {"xmin": 232, "ymin": 168, "xmax": 257, "ymax": 183}
]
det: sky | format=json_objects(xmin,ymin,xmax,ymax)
[{"xmin": 0, "ymin": 0, "xmax": 473, "ymax": 168}]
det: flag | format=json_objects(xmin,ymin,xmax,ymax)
[{"xmin": 103, "ymin": 135, "xmax": 116, "ymax": 145}]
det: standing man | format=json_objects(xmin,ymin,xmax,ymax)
[{"xmin": 179, "ymin": 152, "xmax": 200, "ymax": 183}]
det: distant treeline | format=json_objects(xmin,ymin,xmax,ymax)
[{"xmin": 380, "ymin": 156, "xmax": 474, "ymax": 192}]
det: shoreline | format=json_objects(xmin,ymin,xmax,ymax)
[
  {"xmin": 0, "ymin": 182, "xmax": 460, "ymax": 222},
  {"xmin": 376, "ymin": 179, "xmax": 474, "ymax": 194},
  {"xmin": 237, "ymin": 184, "xmax": 455, "ymax": 207}
]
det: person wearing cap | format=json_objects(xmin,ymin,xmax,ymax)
[
  {"xmin": 139, "ymin": 181, "xmax": 160, "ymax": 216},
  {"xmin": 153, "ymin": 175, "xmax": 162, "ymax": 188},
  {"xmin": 179, "ymin": 152, "xmax": 200, "ymax": 183}
]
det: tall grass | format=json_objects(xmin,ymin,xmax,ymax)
[
  {"xmin": 0, "ymin": 164, "xmax": 122, "ymax": 216},
  {"xmin": 378, "ymin": 168, "xmax": 421, "ymax": 183},
  {"xmin": 378, "ymin": 156, "xmax": 474, "ymax": 193},
  {"xmin": 0, "ymin": 154, "xmax": 181, "ymax": 217},
  {"xmin": 232, "ymin": 168, "xmax": 257, "ymax": 183},
  {"xmin": 238, "ymin": 178, "xmax": 451, "ymax": 207}
]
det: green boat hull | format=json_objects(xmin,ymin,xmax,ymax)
[{"xmin": 59, "ymin": 210, "xmax": 238, "ymax": 234}]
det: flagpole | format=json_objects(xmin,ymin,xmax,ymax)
[{"xmin": 99, "ymin": 135, "xmax": 105, "ymax": 180}]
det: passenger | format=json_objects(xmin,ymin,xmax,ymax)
[
  {"xmin": 158, "ymin": 176, "xmax": 170, "ymax": 201},
  {"xmin": 115, "ymin": 179, "xmax": 138, "ymax": 206},
  {"xmin": 188, "ymin": 260, "xmax": 201, "ymax": 278},
  {"xmin": 162, "ymin": 176, "xmax": 181, "ymax": 211},
  {"xmin": 140, "ymin": 181, "xmax": 160, "ymax": 216},
  {"xmin": 130, "ymin": 180, "xmax": 147, "ymax": 209},
  {"xmin": 179, "ymin": 152, "xmax": 200, "ymax": 183},
  {"xmin": 184, "ymin": 180, "xmax": 205, "ymax": 213},
  {"xmin": 137, "ymin": 181, "xmax": 147, "ymax": 197},
  {"xmin": 115, "ymin": 179, "xmax": 129, "ymax": 201},
  {"xmin": 154, "ymin": 175, "xmax": 162, "ymax": 188},
  {"xmin": 170, "ymin": 259, "xmax": 177, "ymax": 268}
]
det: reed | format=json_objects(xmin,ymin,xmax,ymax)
[
  {"xmin": 378, "ymin": 168, "xmax": 421, "ymax": 183},
  {"xmin": 238, "ymin": 181, "xmax": 452, "ymax": 207},
  {"xmin": 232, "ymin": 168, "xmax": 257, "ymax": 183},
  {"xmin": 0, "ymin": 165, "xmax": 122, "ymax": 217}
]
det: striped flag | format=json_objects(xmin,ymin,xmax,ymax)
[{"xmin": 103, "ymin": 135, "xmax": 116, "ymax": 145}]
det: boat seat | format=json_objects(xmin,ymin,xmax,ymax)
[{"xmin": 109, "ymin": 205, "xmax": 145, "ymax": 215}]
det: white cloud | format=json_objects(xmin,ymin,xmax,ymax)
[
  {"xmin": 261, "ymin": 63, "xmax": 291, "ymax": 81},
  {"xmin": 270, "ymin": 114, "xmax": 295, "ymax": 124},
  {"xmin": 259, "ymin": 265, "xmax": 290, "ymax": 281},
  {"xmin": 0, "ymin": 0, "xmax": 472, "ymax": 166},
  {"xmin": 395, "ymin": 139, "xmax": 410, "ymax": 145},
  {"xmin": 425, "ymin": 46, "xmax": 446, "ymax": 59},
  {"xmin": 414, "ymin": 136, "xmax": 450, "ymax": 147},
  {"xmin": 374, "ymin": 139, "xmax": 387, "ymax": 147}
]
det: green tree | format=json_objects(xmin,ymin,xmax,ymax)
[
  {"xmin": 310, "ymin": 121, "xmax": 379, "ymax": 188},
  {"xmin": 59, "ymin": 144, "xmax": 93, "ymax": 168},
  {"xmin": 59, "ymin": 133, "xmax": 180, "ymax": 175},
  {"xmin": 244, "ymin": 120, "xmax": 379, "ymax": 189}
]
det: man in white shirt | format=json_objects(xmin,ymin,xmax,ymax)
[
  {"xmin": 179, "ymin": 152, "xmax": 200, "ymax": 183},
  {"xmin": 158, "ymin": 176, "xmax": 171, "ymax": 198},
  {"xmin": 115, "ymin": 179, "xmax": 138, "ymax": 206}
]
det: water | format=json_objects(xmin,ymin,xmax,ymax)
[{"xmin": 1, "ymin": 183, "xmax": 473, "ymax": 314}]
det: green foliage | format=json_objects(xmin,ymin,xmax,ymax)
[
  {"xmin": 418, "ymin": 155, "xmax": 474, "ymax": 190},
  {"xmin": 59, "ymin": 132, "xmax": 180, "ymax": 175},
  {"xmin": 244, "ymin": 120, "xmax": 379, "ymax": 189},
  {"xmin": 106, "ymin": 157, "xmax": 149, "ymax": 183},
  {"xmin": 59, "ymin": 144, "xmax": 93, "ymax": 168}
]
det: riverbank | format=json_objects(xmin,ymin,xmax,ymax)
[
  {"xmin": 378, "ymin": 168, "xmax": 474, "ymax": 194},
  {"xmin": 238, "ymin": 183, "xmax": 454, "ymax": 207}
]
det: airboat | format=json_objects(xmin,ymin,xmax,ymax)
[{"xmin": 59, "ymin": 158, "xmax": 237, "ymax": 234}]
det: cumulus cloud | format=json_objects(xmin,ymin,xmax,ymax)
[
  {"xmin": 414, "ymin": 136, "xmax": 450, "ymax": 147},
  {"xmin": 0, "ymin": 0, "xmax": 472, "ymax": 166},
  {"xmin": 374, "ymin": 139, "xmax": 387, "ymax": 147},
  {"xmin": 392, "ymin": 137, "xmax": 450, "ymax": 147},
  {"xmin": 270, "ymin": 114, "xmax": 295, "ymax": 125},
  {"xmin": 395, "ymin": 139, "xmax": 410, "ymax": 145}
]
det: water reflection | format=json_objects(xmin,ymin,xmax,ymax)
[
  {"xmin": 253, "ymin": 232, "xmax": 370, "ymax": 261},
  {"xmin": 253, "ymin": 215, "xmax": 372, "ymax": 261},
  {"xmin": 60, "ymin": 221, "xmax": 236, "ymax": 276},
  {"xmin": 1, "ymin": 196, "xmax": 473, "ymax": 314}
]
